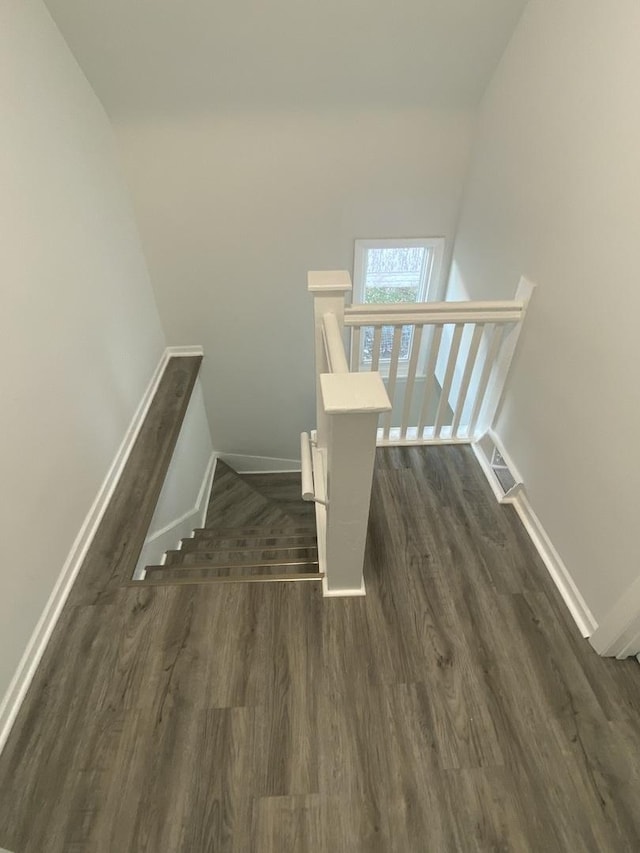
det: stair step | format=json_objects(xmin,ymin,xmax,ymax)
[
  {"xmin": 192, "ymin": 526, "xmax": 315, "ymax": 536},
  {"xmin": 130, "ymin": 571, "xmax": 323, "ymax": 587},
  {"xmin": 147, "ymin": 557, "xmax": 319, "ymax": 573},
  {"xmin": 165, "ymin": 545, "xmax": 317, "ymax": 567},
  {"xmin": 142, "ymin": 562, "xmax": 321, "ymax": 583},
  {"xmin": 180, "ymin": 533, "xmax": 317, "ymax": 552}
]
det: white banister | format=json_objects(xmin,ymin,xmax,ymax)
[
  {"xmin": 307, "ymin": 271, "xmax": 391, "ymax": 596},
  {"xmin": 308, "ymin": 270, "xmax": 352, "ymax": 449},
  {"xmin": 345, "ymin": 300, "xmax": 523, "ymax": 326},
  {"xmin": 347, "ymin": 277, "xmax": 533, "ymax": 445},
  {"xmin": 322, "ymin": 312, "xmax": 350, "ymax": 374},
  {"xmin": 306, "ymin": 270, "xmax": 532, "ymax": 593}
]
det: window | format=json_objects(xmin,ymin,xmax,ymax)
[{"xmin": 353, "ymin": 237, "xmax": 445, "ymax": 365}]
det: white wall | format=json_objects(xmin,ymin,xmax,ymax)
[
  {"xmin": 134, "ymin": 380, "xmax": 214, "ymax": 575},
  {"xmin": 116, "ymin": 108, "xmax": 474, "ymax": 458},
  {"xmin": 0, "ymin": 1, "xmax": 166, "ymax": 707},
  {"xmin": 448, "ymin": 0, "xmax": 640, "ymax": 624}
]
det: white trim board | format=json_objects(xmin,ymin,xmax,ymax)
[
  {"xmin": 215, "ymin": 452, "xmax": 301, "ymax": 474},
  {"xmin": 472, "ymin": 437, "xmax": 597, "ymax": 639},
  {"xmin": 510, "ymin": 491, "xmax": 597, "ymax": 638},
  {"xmin": 133, "ymin": 453, "xmax": 217, "ymax": 580},
  {"xmin": 589, "ymin": 575, "xmax": 640, "ymax": 657},
  {"xmin": 322, "ymin": 576, "xmax": 367, "ymax": 597},
  {"xmin": 0, "ymin": 346, "xmax": 203, "ymax": 755}
]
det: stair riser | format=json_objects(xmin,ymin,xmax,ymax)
[
  {"xmin": 192, "ymin": 526, "xmax": 315, "ymax": 536},
  {"xmin": 183, "ymin": 534, "xmax": 317, "ymax": 549},
  {"xmin": 166, "ymin": 546, "xmax": 318, "ymax": 567},
  {"xmin": 143, "ymin": 563, "xmax": 320, "ymax": 582}
]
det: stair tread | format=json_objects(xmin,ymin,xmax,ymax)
[
  {"xmin": 166, "ymin": 545, "xmax": 317, "ymax": 567},
  {"xmin": 180, "ymin": 533, "xmax": 318, "ymax": 551},
  {"xmin": 146, "ymin": 557, "xmax": 319, "ymax": 573},
  {"xmin": 144, "ymin": 563, "xmax": 320, "ymax": 582},
  {"xmin": 192, "ymin": 526, "xmax": 315, "ymax": 536}
]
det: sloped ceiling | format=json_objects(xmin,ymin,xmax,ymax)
[{"xmin": 43, "ymin": 0, "xmax": 528, "ymax": 116}]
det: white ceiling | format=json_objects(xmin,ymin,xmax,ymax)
[{"xmin": 44, "ymin": 0, "xmax": 528, "ymax": 116}]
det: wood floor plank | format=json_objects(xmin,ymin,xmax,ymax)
[{"xmin": 2, "ymin": 445, "xmax": 640, "ymax": 851}]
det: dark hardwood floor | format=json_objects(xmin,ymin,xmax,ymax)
[{"xmin": 1, "ymin": 446, "xmax": 640, "ymax": 851}]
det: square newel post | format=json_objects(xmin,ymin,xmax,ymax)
[
  {"xmin": 320, "ymin": 372, "xmax": 391, "ymax": 595},
  {"xmin": 308, "ymin": 271, "xmax": 352, "ymax": 450}
]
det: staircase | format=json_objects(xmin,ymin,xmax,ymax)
[{"xmin": 139, "ymin": 461, "xmax": 321, "ymax": 585}]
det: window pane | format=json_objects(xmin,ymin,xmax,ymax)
[{"xmin": 364, "ymin": 247, "xmax": 428, "ymax": 304}]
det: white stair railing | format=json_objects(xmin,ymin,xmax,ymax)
[
  {"xmin": 302, "ymin": 271, "xmax": 391, "ymax": 596},
  {"xmin": 302, "ymin": 271, "xmax": 533, "ymax": 595},
  {"xmin": 346, "ymin": 277, "xmax": 534, "ymax": 444}
]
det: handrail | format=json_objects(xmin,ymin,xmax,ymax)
[
  {"xmin": 322, "ymin": 312, "xmax": 350, "ymax": 374},
  {"xmin": 300, "ymin": 431, "xmax": 314, "ymax": 501},
  {"xmin": 344, "ymin": 300, "xmax": 523, "ymax": 326}
]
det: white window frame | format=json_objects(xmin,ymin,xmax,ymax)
[
  {"xmin": 352, "ymin": 237, "xmax": 446, "ymax": 372},
  {"xmin": 352, "ymin": 237, "xmax": 446, "ymax": 306}
]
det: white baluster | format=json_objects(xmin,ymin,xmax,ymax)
[
  {"xmin": 370, "ymin": 326, "xmax": 383, "ymax": 372},
  {"xmin": 350, "ymin": 326, "xmax": 361, "ymax": 371},
  {"xmin": 381, "ymin": 325, "xmax": 403, "ymax": 440},
  {"xmin": 418, "ymin": 325, "xmax": 444, "ymax": 439},
  {"xmin": 433, "ymin": 324, "xmax": 464, "ymax": 439},
  {"xmin": 468, "ymin": 324, "xmax": 503, "ymax": 439},
  {"xmin": 401, "ymin": 324, "xmax": 424, "ymax": 440},
  {"xmin": 451, "ymin": 323, "xmax": 485, "ymax": 438}
]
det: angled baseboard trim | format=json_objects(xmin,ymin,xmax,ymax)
[{"xmin": 215, "ymin": 451, "xmax": 301, "ymax": 474}]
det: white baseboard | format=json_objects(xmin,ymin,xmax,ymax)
[
  {"xmin": 472, "ymin": 438, "xmax": 597, "ymax": 639},
  {"xmin": 322, "ymin": 575, "xmax": 367, "ymax": 597},
  {"xmin": 165, "ymin": 345, "xmax": 204, "ymax": 357},
  {"xmin": 511, "ymin": 493, "xmax": 597, "ymax": 638},
  {"xmin": 0, "ymin": 346, "xmax": 202, "ymax": 755},
  {"xmin": 133, "ymin": 453, "xmax": 217, "ymax": 579},
  {"xmin": 589, "ymin": 574, "xmax": 640, "ymax": 657},
  {"xmin": 216, "ymin": 452, "xmax": 301, "ymax": 474}
]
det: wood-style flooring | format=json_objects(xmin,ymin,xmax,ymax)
[{"xmin": 1, "ymin": 446, "xmax": 640, "ymax": 851}]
